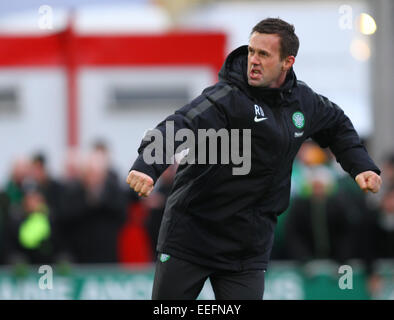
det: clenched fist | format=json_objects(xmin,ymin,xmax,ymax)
[
  {"xmin": 126, "ymin": 170, "xmax": 154, "ymax": 197},
  {"xmin": 355, "ymin": 170, "xmax": 382, "ymax": 194}
]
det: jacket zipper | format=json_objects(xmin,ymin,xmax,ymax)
[
  {"xmin": 280, "ymin": 108, "xmax": 292, "ymax": 160},
  {"xmin": 272, "ymin": 106, "xmax": 291, "ymax": 163}
]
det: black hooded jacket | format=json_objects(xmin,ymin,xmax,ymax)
[{"xmin": 130, "ymin": 45, "xmax": 380, "ymax": 271}]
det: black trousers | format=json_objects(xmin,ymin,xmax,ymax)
[{"xmin": 152, "ymin": 254, "xmax": 265, "ymax": 300}]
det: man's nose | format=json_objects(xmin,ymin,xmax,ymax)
[{"xmin": 250, "ymin": 53, "xmax": 260, "ymax": 65}]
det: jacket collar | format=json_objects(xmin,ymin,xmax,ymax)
[{"xmin": 218, "ymin": 45, "xmax": 297, "ymax": 106}]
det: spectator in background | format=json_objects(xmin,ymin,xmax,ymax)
[
  {"xmin": 92, "ymin": 139, "xmax": 120, "ymax": 185},
  {"xmin": 1, "ymin": 157, "xmax": 34, "ymax": 264},
  {"xmin": 3, "ymin": 187, "xmax": 54, "ymax": 265},
  {"xmin": 3, "ymin": 157, "xmax": 32, "ymax": 207},
  {"xmin": 117, "ymin": 192, "xmax": 152, "ymax": 264},
  {"xmin": 0, "ymin": 191, "xmax": 7, "ymax": 264},
  {"xmin": 50, "ymin": 147, "xmax": 83, "ymax": 262},
  {"xmin": 30, "ymin": 153, "xmax": 65, "ymax": 262},
  {"xmin": 63, "ymin": 147, "xmax": 83, "ymax": 183},
  {"xmin": 360, "ymin": 187, "xmax": 394, "ymax": 297},
  {"xmin": 1, "ymin": 156, "xmax": 55, "ymax": 264},
  {"xmin": 1, "ymin": 157, "xmax": 32, "ymax": 264},
  {"xmin": 290, "ymin": 140, "xmax": 331, "ymax": 198},
  {"xmin": 284, "ymin": 165, "xmax": 355, "ymax": 264},
  {"xmin": 117, "ymin": 165, "xmax": 177, "ymax": 265},
  {"xmin": 271, "ymin": 140, "xmax": 335, "ymax": 260},
  {"xmin": 56, "ymin": 150, "xmax": 127, "ymax": 264},
  {"xmin": 369, "ymin": 188, "xmax": 394, "ymax": 258},
  {"xmin": 379, "ymin": 152, "xmax": 394, "ymax": 195},
  {"xmin": 30, "ymin": 153, "xmax": 63, "ymax": 219}
]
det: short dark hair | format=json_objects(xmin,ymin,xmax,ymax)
[
  {"xmin": 32, "ymin": 152, "xmax": 46, "ymax": 167},
  {"xmin": 251, "ymin": 18, "xmax": 299, "ymax": 60}
]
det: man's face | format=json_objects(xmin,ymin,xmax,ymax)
[{"xmin": 247, "ymin": 32, "xmax": 287, "ymax": 88}]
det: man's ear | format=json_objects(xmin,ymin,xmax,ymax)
[{"xmin": 283, "ymin": 55, "xmax": 295, "ymax": 71}]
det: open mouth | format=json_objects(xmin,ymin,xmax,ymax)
[{"xmin": 249, "ymin": 69, "xmax": 262, "ymax": 79}]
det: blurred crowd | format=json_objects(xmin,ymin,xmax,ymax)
[
  {"xmin": 0, "ymin": 140, "xmax": 179, "ymax": 267},
  {"xmin": 0, "ymin": 140, "xmax": 393, "ymax": 293},
  {"xmin": 271, "ymin": 141, "xmax": 394, "ymax": 296},
  {"xmin": 272, "ymin": 141, "xmax": 394, "ymax": 264},
  {"xmin": 0, "ymin": 141, "xmax": 127, "ymax": 265}
]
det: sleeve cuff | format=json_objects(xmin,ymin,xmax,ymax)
[{"xmin": 129, "ymin": 156, "xmax": 159, "ymax": 184}]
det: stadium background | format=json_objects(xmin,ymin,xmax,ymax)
[{"xmin": 0, "ymin": 0, "xmax": 393, "ymax": 299}]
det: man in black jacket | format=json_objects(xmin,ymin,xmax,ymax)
[{"xmin": 126, "ymin": 18, "xmax": 381, "ymax": 299}]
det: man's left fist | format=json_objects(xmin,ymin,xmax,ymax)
[{"xmin": 355, "ymin": 171, "xmax": 382, "ymax": 193}]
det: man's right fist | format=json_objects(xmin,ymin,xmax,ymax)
[{"xmin": 126, "ymin": 170, "xmax": 154, "ymax": 197}]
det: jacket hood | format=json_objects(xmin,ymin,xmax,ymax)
[{"xmin": 218, "ymin": 45, "xmax": 297, "ymax": 104}]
